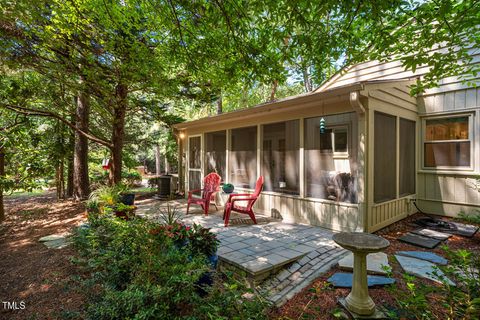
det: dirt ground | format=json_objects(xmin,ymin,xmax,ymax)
[
  {"xmin": 0, "ymin": 192, "xmax": 478, "ymax": 320},
  {"xmin": 0, "ymin": 192, "xmax": 86, "ymax": 320}
]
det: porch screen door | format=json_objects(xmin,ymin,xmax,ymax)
[{"xmin": 188, "ymin": 136, "xmax": 202, "ymax": 194}]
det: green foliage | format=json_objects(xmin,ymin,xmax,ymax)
[
  {"xmin": 389, "ymin": 247, "xmax": 480, "ymax": 319},
  {"xmin": 459, "ymin": 211, "xmax": 480, "ymax": 225},
  {"xmin": 73, "ymin": 215, "xmax": 268, "ymax": 319},
  {"xmin": 158, "ymin": 203, "xmax": 182, "ymax": 225},
  {"xmin": 188, "ymin": 224, "xmax": 220, "ymax": 257}
]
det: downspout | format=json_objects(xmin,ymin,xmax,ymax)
[{"xmin": 349, "ymin": 90, "xmax": 368, "ymax": 232}]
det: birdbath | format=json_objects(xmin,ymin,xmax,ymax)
[{"xmin": 333, "ymin": 232, "xmax": 390, "ymax": 316}]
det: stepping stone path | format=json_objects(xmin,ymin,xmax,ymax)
[
  {"xmin": 398, "ymin": 233, "xmax": 442, "ymax": 249},
  {"xmin": 411, "ymin": 228, "xmax": 452, "ymax": 241},
  {"xmin": 39, "ymin": 234, "xmax": 71, "ymax": 249},
  {"xmin": 395, "ymin": 254, "xmax": 454, "ymax": 286},
  {"xmin": 414, "ymin": 217, "xmax": 479, "ymax": 238},
  {"xmin": 338, "ymin": 252, "xmax": 390, "ymax": 275},
  {"xmin": 327, "ymin": 272, "xmax": 395, "ymax": 288},
  {"xmin": 396, "ymin": 251, "xmax": 448, "ymax": 265}
]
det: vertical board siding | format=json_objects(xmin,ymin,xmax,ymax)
[
  {"xmin": 252, "ymin": 192, "xmax": 361, "ymax": 232},
  {"xmin": 420, "ymin": 88, "xmax": 479, "ymax": 114},
  {"xmin": 369, "ymin": 197, "xmax": 414, "ymax": 232},
  {"xmin": 418, "ymin": 173, "xmax": 480, "ymax": 205}
]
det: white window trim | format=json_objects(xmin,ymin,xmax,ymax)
[
  {"xmin": 421, "ymin": 113, "xmax": 474, "ymax": 171},
  {"xmin": 319, "ymin": 125, "xmax": 350, "ymax": 158}
]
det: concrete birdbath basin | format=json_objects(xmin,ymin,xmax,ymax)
[{"xmin": 333, "ymin": 232, "xmax": 390, "ymax": 316}]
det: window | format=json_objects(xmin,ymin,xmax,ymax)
[
  {"xmin": 319, "ymin": 127, "xmax": 349, "ymax": 155},
  {"xmin": 424, "ymin": 116, "xmax": 471, "ymax": 168},
  {"xmin": 374, "ymin": 112, "xmax": 396, "ymax": 203},
  {"xmin": 205, "ymin": 130, "xmax": 226, "ymax": 180},
  {"xmin": 304, "ymin": 113, "xmax": 357, "ymax": 202},
  {"xmin": 262, "ymin": 120, "xmax": 299, "ymax": 195},
  {"xmin": 400, "ymin": 119, "xmax": 416, "ymax": 196},
  {"xmin": 229, "ymin": 126, "xmax": 257, "ymax": 188}
]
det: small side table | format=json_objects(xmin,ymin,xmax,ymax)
[{"xmin": 333, "ymin": 232, "xmax": 390, "ymax": 316}]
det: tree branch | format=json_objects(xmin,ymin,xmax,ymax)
[{"xmin": 1, "ymin": 104, "xmax": 113, "ymax": 148}]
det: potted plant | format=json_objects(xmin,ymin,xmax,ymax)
[
  {"xmin": 189, "ymin": 224, "xmax": 220, "ymax": 268},
  {"xmin": 113, "ymin": 203, "xmax": 136, "ymax": 220},
  {"xmin": 222, "ymin": 183, "xmax": 234, "ymax": 194}
]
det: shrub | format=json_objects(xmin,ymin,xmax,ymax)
[
  {"xmin": 122, "ymin": 171, "xmax": 142, "ymax": 188},
  {"xmin": 459, "ymin": 211, "xmax": 480, "ymax": 225},
  {"xmin": 389, "ymin": 246, "xmax": 480, "ymax": 320},
  {"xmin": 73, "ymin": 215, "xmax": 268, "ymax": 319}
]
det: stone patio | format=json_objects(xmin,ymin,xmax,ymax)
[{"xmin": 136, "ymin": 198, "xmax": 347, "ymax": 305}]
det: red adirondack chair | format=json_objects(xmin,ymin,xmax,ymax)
[
  {"xmin": 223, "ymin": 176, "xmax": 264, "ymax": 227},
  {"xmin": 186, "ymin": 172, "xmax": 221, "ymax": 215}
]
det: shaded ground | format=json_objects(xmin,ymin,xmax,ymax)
[
  {"xmin": 0, "ymin": 192, "xmax": 86, "ymax": 320},
  {"xmin": 270, "ymin": 213, "xmax": 480, "ymax": 319}
]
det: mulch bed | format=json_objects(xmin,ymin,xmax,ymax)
[
  {"xmin": 0, "ymin": 192, "xmax": 86, "ymax": 320},
  {"xmin": 269, "ymin": 212, "xmax": 480, "ymax": 319}
]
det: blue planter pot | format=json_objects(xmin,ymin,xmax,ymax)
[
  {"xmin": 195, "ymin": 271, "xmax": 215, "ymax": 297},
  {"xmin": 120, "ymin": 193, "xmax": 135, "ymax": 205},
  {"xmin": 208, "ymin": 254, "xmax": 218, "ymax": 269},
  {"xmin": 222, "ymin": 185, "xmax": 234, "ymax": 194}
]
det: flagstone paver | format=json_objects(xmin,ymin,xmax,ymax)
[
  {"xmin": 395, "ymin": 254, "xmax": 454, "ymax": 285},
  {"xmin": 338, "ymin": 252, "xmax": 390, "ymax": 275},
  {"xmin": 137, "ymin": 198, "xmax": 347, "ymax": 306},
  {"xmin": 396, "ymin": 251, "xmax": 448, "ymax": 265}
]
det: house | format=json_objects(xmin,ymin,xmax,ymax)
[{"xmin": 173, "ymin": 52, "xmax": 480, "ymax": 232}]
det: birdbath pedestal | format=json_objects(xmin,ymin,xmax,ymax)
[{"xmin": 333, "ymin": 232, "xmax": 390, "ymax": 316}]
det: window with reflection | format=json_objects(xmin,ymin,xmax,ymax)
[
  {"xmin": 229, "ymin": 126, "xmax": 257, "ymax": 188},
  {"xmin": 424, "ymin": 116, "xmax": 470, "ymax": 168},
  {"xmin": 262, "ymin": 120, "xmax": 299, "ymax": 195}
]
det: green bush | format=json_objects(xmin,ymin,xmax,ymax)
[
  {"xmin": 73, "ymin": 215, "xmax": 268, "ymax": 319},
  {"xmin": 389, "ymin": 247, "xmax": 480, "ymax": 319}
]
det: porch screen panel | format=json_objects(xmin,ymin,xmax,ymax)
[
  {"xmin": 188, "ymin": 136, "xmax": 202, "ymax": 194},
  {"xmin": 374, "ymin": 112, "xmax": 396, "ymax": 203},
  {"xmin": 400, "ymin": 119, "xmax": 415, "ymax": 196},
  {"xmin": 188, "ymin": 171, "xmax": 202, "ymax": 192},
  {"xmin": 189, "ymin": 136, "xmax": 201, "ymax": 169},
  {"xmin": 304, "ymin": 113, "xmax": 357, "ymax": 203},
  {"xmin": 205, "ymin": 130, "xmax": 226, "ymax": 180},
  {"xmin": 230, "ymin": 126, "xmax": 257, "ymax": 188},
  {"xmin": 262, "ymin": 120, "xmax": 299, "ymax": 195}
]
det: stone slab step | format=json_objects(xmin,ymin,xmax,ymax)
[
  {"xmin": 327, "ymin": 272, "xmax": 395, "ymax": 288},
  {"xmin": 338, "ymin": 252, "xmax": 390, "ymax": 275},
  {"xmin": 395, "ymin": 255, "xmax": 454, "ymax": 285},
  {"xmin": 411, "ymin": 228, "xmax": 452, "ymax": 240},
  {"xmin": 414, "ymin": 217, "xmax": 479, "ymax": 238},
  {"xmin": 398, "ymin": 233, "xmax": 442, "ymax": 249},
  {"xmin": 396, "ymin": 251, "xmax": 448, "ymax": 265}
]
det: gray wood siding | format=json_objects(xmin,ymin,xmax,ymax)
[{"xmin": 320, "ymin": 48, "xmax": 480, "ymax": 96}]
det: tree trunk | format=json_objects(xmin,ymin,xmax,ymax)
[
  {"xmin": 73, "ymin": 91, "xmax": 90, "ymax": 200},
  {"xmin": 155, "ymin": 144, "xmax": 162, "ymax": 175},
  {"xmin": 165, "ymin": 157, "xmax": 170, "ymax": 175},
  {"xmin": 66, "ymin": 113, "xmax": 75, "ymax": 198},
  {"xmin": 56, "ymin": 160, "xmax": 65, "ymax": 200},
  {"xmin": 216, "ymin": 94, "xmax": 222, "ymax": 115},
  {"xmin": 303, "ymin": 66, "xmax": 312, "ymax": 92},
  {"xmin": 0, "ymin": 147, "xmax": 4, "ymax": 222},
  {"xmin": 109, "ymin": 83, "xmax": 128, "ymax": 185},
  {"xmin": 269, "ymin": 80, "xmax": 278, "ymax": 101}
]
